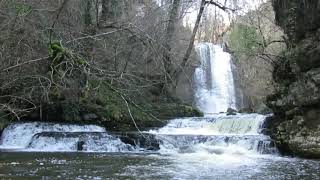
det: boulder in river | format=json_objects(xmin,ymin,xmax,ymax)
[{"xmin": 226, "ymin": 108, "xmax": 237, "ymax": 115}]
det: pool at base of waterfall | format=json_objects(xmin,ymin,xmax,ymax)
[
  {"xmin": 0, "ymin": 114, "xmax": 320, "ymax": 179},
  {"xmin": 0, "ymin": 152, "xmax": 320, "ymax": 179}
]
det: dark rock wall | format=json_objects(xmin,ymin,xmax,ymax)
[
  {"xmin": 272, "ymin": 0, "xmax": 320, "ymax": 43},
  {"xmin": 267, "ymin": 0, "xmax": 320, "ymax": 158}
]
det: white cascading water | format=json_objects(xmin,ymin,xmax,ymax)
[
  {"xmin": 194, "ymin": 43, "xmax": 236, "ymax": 114},
  {"xmin": 0, "ymin": 42, "xmax": 276, "ymax": 156},
  {"xmin": 148, "ymin": 114, "xmax": 277, "ymax": 155},
  {"xmin": 0, "ymin": 122, "xmax": 133, "ymax": 152},
  {"xmin": 148, "ymin": 42, "xmax": 277, "ymax": 158}
]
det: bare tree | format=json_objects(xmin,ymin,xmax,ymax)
[
  {"xmin": 175, "ymin": 0, "xmax": 235, "ymax": 77},
  {"xmin": 163, "ymin": 0, "xmax": 181, "ymax": 75}
]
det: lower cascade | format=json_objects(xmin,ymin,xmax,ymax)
[
  {"xmin": 0, "ymin": 113, "xmax": 276, "ymax": 155},
  {"xmin": 0, "ymin": 122, "xmax": 133, "ymax": 152},
  {"xmin": 148, "ymin": 114, "xmax": 277, "ymax": 155}
]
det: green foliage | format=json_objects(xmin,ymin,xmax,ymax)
[
  {"xmin": 49, "ymin": 41, "xmax": 88, "ymax": 67},
  {"xmin": 61, "ymin": 101, "xmax": 81, "ymax": 122},
  {"xmin": 49, "ymin": 41, "xmax": 66, "ymax": 64},
  {"xmin": 229, "ymin": 24, "xmax": 263, "ymax": 58},
  {"xmin": 15, "ymin": 4, "xmax": 32, "ymax": 17}
]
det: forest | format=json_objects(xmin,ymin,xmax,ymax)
[{"xmin": 1, "ymin": 0, "xmax": 320, "ymax": 179}]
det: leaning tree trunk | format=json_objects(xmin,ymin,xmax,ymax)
[{"xmin": 180, "ymin": 0, "xmax": 206, "ymax": 69}]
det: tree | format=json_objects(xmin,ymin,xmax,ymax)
[
  {"xmin": 175, "ymin": 0, "xmax": 235, "ymax": 77},
  {"xmin": 163, "ymin": 0, "xmax": 181, "ymax": 75}
]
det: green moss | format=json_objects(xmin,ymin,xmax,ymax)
[
  {"xmin": 15, "ymin": 3, "xmax": 32, "ymax": 17},
  {"xmin": 77, "ymin": 58, "xmax": 86, "ymax": 65},
  {"xmin": 79, "ymin": 82, "xmax": 203, "ymax": 131},
  {"xmin": 61, "ymin": 101, "xmax": 81, "ymax": 122},
  {"xmin": 49, "ymin": 41, "xmax": 67, "ymax": 65}
]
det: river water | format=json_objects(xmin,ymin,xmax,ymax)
[
  {"xmin": 1, "ymin": 115, "xmax": 320, "ymax": 179},
  {"xmin": 1, "ymin": 43, "xmax": 320, "ymax": 179},
  {"xmin": 0, "ymin": 151, "xmax": 319, "ymax": 179}
]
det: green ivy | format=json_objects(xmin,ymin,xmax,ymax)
[
  {"xmin": 229, "ymin": 24, "xmax": 263, "ymax": 59},
  {"xmin": 15, "ymin": 4, "xmax": 32, "ymax": 17}
]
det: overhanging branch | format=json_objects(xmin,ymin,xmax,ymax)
[{"xmin": 205, "ymin": 0, "xmax": 236, "ymax": 12}]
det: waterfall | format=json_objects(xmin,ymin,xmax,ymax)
[
  {"xmin": 0, "ymin": 43, "xmax": 276, "ymax": 156},
  {"xmin": 148, "ymin": 114, "xmax": 277, "ymax": 155},
  {"xmin": 146, "ymin": 42, "xmax": 278, "ymax": 157},
  {"xmin": 194, "ymin": 43, "xmax": 236, "ymax": 113}
]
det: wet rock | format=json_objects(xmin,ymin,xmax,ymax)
[
  {"xmin": 238, "ymin": 108, "xmax": 254, "ymax": 114},
  {"xmin": 82, "ymin": 113, "xmax": 99, "ymax": 121},
  {"xmin": 112, "ymin": 132, "xmax": 160, "ymax": 151},
  {"xmin": 77, "ymin": 141, "xmax": 85, "ymax": 151},
  {"xmin": 226, "ymin": 108, "xmax": 237, "ymax": 116},
  {"xmin": 254, "ymin": 103, "xmax": 272, "ymax": 115}
]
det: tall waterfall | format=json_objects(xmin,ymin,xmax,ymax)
[
  {"xmin": 145, "ymin": 42, "xmax": 277, "ymax": 158},
  {"xmin": 195, "ymin": 43, "xmax": 236, "ymax": 113}
]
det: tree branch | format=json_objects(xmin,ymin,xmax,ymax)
[{"xmin": 205, "ymin": 0, "xmax": 236, "ymax": 12}]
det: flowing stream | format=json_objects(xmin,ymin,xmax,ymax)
[{"xmin": 0, "ymin": 43, "xmax": 319, "ymax": 179}]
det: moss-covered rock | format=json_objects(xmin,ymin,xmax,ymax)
[
  {"xmin": 21, "ymin": 81, "xmax": 203, "ymax": 132},
  {"xmin": 266, "ymin": 0, "xmax": 320, "ymax": 158},
  {"xmin": 83, "ymin": 83, "xmax": 203, "ymax": 131}
]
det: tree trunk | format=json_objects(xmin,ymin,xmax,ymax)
[
  {"xmin": 83, "ymin": 0, "xmax": 96, "ymax": 59},
  {"xmin": 100, "ymin": 0, "xmax": 123, "ymax": 27},
  {"xmin": 180, "ymin": 0, "xmax": 206, "ymax": 69},
  {"xmin": 163, "ymin": 0, "xmax": 181, "ymax": 75}
]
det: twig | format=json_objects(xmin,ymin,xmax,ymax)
[
  {"xmin": 1, "ymin": 56, "xmax": 49, "ymax": 71},
  {"xmin": 65, "ymin": 29, "xmax": 125, "ymax": 44},
  {"xmin": 120, "ymin": 94, "xmax": 143, "ymax": 135}
]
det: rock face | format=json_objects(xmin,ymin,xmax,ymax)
[
  {"xmin": 272, "ymin": 0, "xmax": 320, "ymax": 44},
  {"xmin": 266, "ymin": 0, "xmax": 320, "ymax": 158}
]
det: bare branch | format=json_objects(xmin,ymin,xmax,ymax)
[{"xmin": 205, "ymin": 0, "xmax": 236, "ymax": 12}]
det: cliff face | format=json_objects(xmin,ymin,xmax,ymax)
[
  {"xmin": 273, "ymin": 0, "xmax": 320, "ymax": 44},
  {"xmin": 266, "ymin": 0, "xmax": 320, "ymax": 158}
]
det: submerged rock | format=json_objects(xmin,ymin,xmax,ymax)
[{"xmin": 226, "ymin": 108, "xmax": 237, "ymax": 115}]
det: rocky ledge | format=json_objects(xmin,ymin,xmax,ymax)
[{"xmin": 266, "ymin": 0, "xmax": 320, "ymax": 158}]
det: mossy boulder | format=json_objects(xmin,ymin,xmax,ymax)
[
  {"xmin": 22, "ymin": 81, "xmax": 203, "ymax": 132},
  {"xmin": 83, "ymin": 83, "xmax": 203, "ymax": 131}
]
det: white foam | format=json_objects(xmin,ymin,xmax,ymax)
[{"xmin": 0, "ymin": 122, "xmax": 105, "ymax": 149}]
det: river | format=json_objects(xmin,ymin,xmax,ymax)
[{"xmin": 0, "ymin": 43, "xmax": 319, "ymax": 179}]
